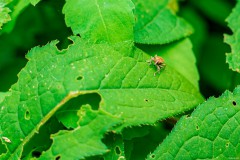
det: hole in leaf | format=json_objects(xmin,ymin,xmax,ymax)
[
  {"xmin": 55, "ymin": 93, "xmax": 101, "ymax": 129},
  {"xmin": 226, "ymin": 142, "xmax": 230, "ymax": 148},
  {"xmin": 25, "ymin": 110, "xmax": 30, "ymax": 120},
  {"xmin": 58, "ymin": 93, "xmax": 101, "ymax": 111},
  {"xmin": 21, "ymin": 117, "xmax": 66, "ymax": 159},
  {"xmin": 233, "ymin": 101, "xmax": 237, "ymax": 106},
  {"xmin": 76, "ymin": 33, "xmax": 81, "ymax": 37},
  {"xmin": 196, "ymin": 125, "xmax": 199, "ymax": 130},
  {"xmin": 55, "ymin": 156, "xmax": 61, "ymax": 160},
  {"xmin": 56, "ymin": 38, "xmax": 73, "ymax": 50},
  {"xmin": 32, "ymin": 150, "xmax": 41, "ymax": 158},
  {"xmin": 144, "ymin": 99, "xmax": 149, "ymax": 102},
  {"xmin": 115, "ymin": 146, "xmax": 121, "ymax": 155},
  {"xmin": 150, "ymin": 154, "xmax": 155, "ymax": 159},
  {"xmin": 77, "ymin": 76, "xmax": 83, "ymax": 81},
  {"xmin": 0, "ymin": 139, "xmax": 7, "ymax": 155}
]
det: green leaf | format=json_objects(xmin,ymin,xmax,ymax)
[
  {"xmin": 225, "ymin": 0, "xmax": 240, "ymax": 73},
  {"xmin": 1, "ymin": 0, "xmax": 41, "ymax": 33},
  {"xmin": 137, "ymin": 38, "xmax": 200, "ymax": 90},
  {"xmin": 147, "ymin": 86, "xmax": 240, "ymax": 160},
  {"xmin": 0, "ymin": 36, "xmax": 203, "ymax": 159},
  {"xmin": 103, "ymin": 133, "xmax": 125, "ymax": 160},
  {"xmin": 0, "ymin": 1, "xmax": 11, "ymax": 30},
  {"xmin": 30, "ymin": 0, "xmax": 40, "ymax": 6},
  {"xmin": 0, "ymin": 92, "xmax": 10, "ymax": 103},
  {"xmin": 56, "ymin": 93, "xmax": 101, "ymax": 129},
  {"xmin": 39, "ymin": 106, "xmax": 121, "ymax": 160},
  {"xmin": 133, "ymin": 0, "xmax": 193, "ymax": 44},
  {"xmin": 124, "ymin": 123, "xmax": 170, "ymax": 160},
  {"xmin": 21, "ymin": 117, "xmax": 65, "ymax": 159},
  {"xmin": 63, "ymin": 0, "xmax": 135, "ymax": 44}
]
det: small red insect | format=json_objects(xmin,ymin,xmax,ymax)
[{"xmin": 147, "ymin": 55, "xmax": 166, "ymax": 76}]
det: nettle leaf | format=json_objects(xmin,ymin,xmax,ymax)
[
  {"xmin": 133, "ymin": 0, "xmax": 193, "ymax": 44},
  {"xmin": 225, "ymin": 0, "xmax": 240, "ymax": 72},
  {"xmin": 39, "ymin": 106, "xmax": 121, "ymax": 160},
  {"xmin": 63, "ymin": 0, "xmax": 135, "ymax": 44},
  {"xmin": 147, "ymin": 86, "xmax": 240, "ymax": 160},
  {"xmin": 0, "ymin": 36, "xmax": 203, "ymax": 159}
]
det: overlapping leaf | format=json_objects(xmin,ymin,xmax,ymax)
[
  {"xmin": 63, "ymin": 0, "xmax": 135, "ymax": 44},
  {"xmin": 39, "ymin": 106, "xmax": 121, "ymax": 160},
  {"xmin": 133, "ymin": 0, "xmax": 193, "ymax": 44},
  {"xmin": 147, "ymin": 86, "xmax": 240, "ymax": 160},
  {"xmin": 0, "ymin": 0, "xmax": 41, "ymax": 32},
  {"xmin": 225, "ymin": 0, "xmax": 240, "ymax": 72}
]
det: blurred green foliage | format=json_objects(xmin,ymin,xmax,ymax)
[{"xmin": 180, "ymin": 0, "xmax": 240, "ymax": 97}]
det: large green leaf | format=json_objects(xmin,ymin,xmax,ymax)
[
  {"xmin": 133, "ymin": 0, "xmax": 193, "ymax": 44},
  {"xmin": 225, "ymin": 0, "xmax": 240, "ymax": 73},
  {"xmin": 0, "ymin": 36, "xmax": 203, "ymax": 159},
  {"xmin": 63, "ymin": 0, "xmax": 135, "ymax": 44},
  {"xmin": 147, "ymin": 86, "xmax": 240, "ymax": 159}
]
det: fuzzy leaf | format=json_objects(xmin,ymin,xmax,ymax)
[
  {"xmin": 225, "ymin": 0, "xmax": 240, "ymax": 72},
  {"xmin": 0, "ymin": 36, "xmax": 203, "ymax": 159},
  {"xmin": 63, "ymin": 0, "xmax": 135, "ymax": 44},
  {"xmin": 147, "ymin": 86, "xmax": 240, "ymax": 160},
  {"xmin": 133, "ymin": 0, "xmax": 193, "ymax": 44}
]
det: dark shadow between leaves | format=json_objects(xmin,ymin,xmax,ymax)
[
  {"xmin": 21, "ymin": 117, "xmax": 66, "ymax": 159},
  {"xmin": 0, "ymin": 139, "xmax": 7, "ymax": 156}
]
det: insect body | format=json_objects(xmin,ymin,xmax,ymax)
[{"xmin": 147, "ymin": 55, "xmax": 166, "ymax": 76}]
